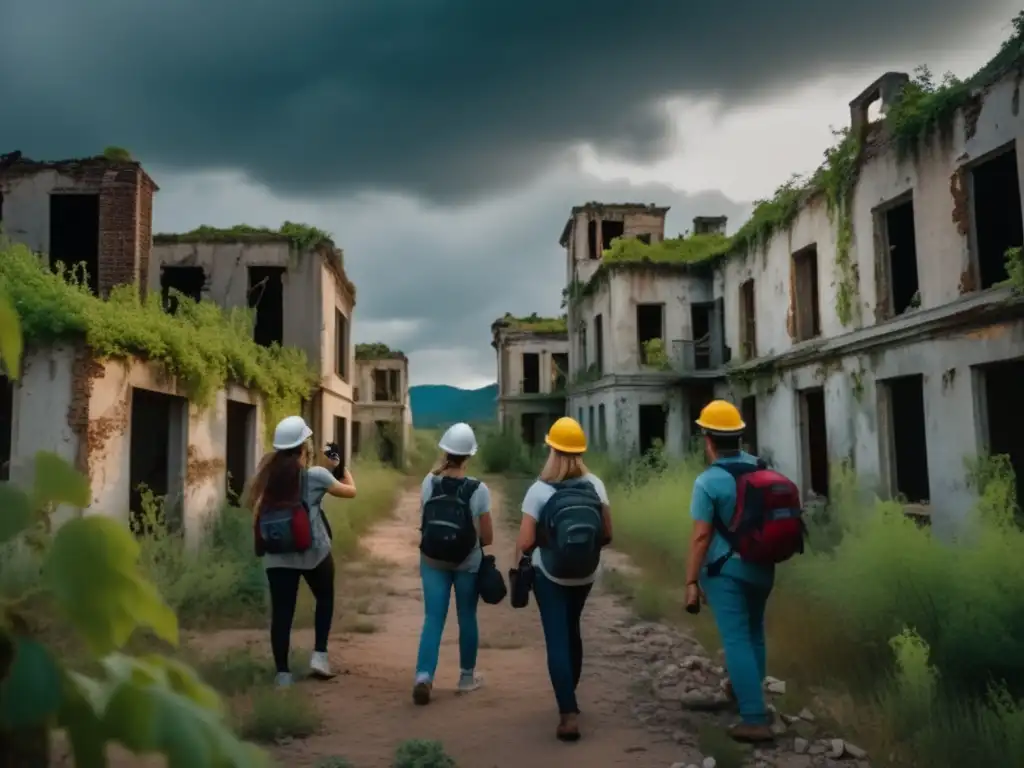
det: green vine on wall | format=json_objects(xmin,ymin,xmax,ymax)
[
  {"xmin": 156, "ymin": 222, "xmax": 334, "ymax": 253},
  {"xmin": 1004, "ymin": 246, "xmax": 1024, "ymax": 294}
]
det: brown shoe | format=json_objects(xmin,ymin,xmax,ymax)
[
  {"xmin": 728, "ymin": 722, "xmax": 774, "ymax": 743},
  {"xmin": 412, "ymin": 681, "xmax": 432, "ymax": 706},
  {"xmin": 722, "ymin": 681, "xmax": 775, "ymax": 724},
  {"xmin": 556, "ymin": 714, "xmax": 580, "ymax": 742}
]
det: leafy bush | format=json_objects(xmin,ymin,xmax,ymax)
[
  {"xmin": 393, "ymin": 738, "xmax": 456, "ymax": 768},
  {"xmin": 0, "ymin": 292, "xmax": 266, "ymax": 766},
  {"xmin": 0, "ymin": 239, "xmax": 316, "ymax": 438},
  {"xmin": 593, "ymin": 448, "xmax": 1024, "ymax": 767},
  {"xmin": 236, "ymin": 686, "xmax": 321, "ymax": 742},
  {"xmin": 477, "ymin": 427, "xmax": 539, "ymax": 474}
]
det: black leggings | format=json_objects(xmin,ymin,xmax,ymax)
[{"xmin": 266, "ymin": 555, "xmax": 336, "ymax": 673}]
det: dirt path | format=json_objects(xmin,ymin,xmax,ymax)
[{"xmin": 269, "ymin": 483, "xmax": 697, "ymax": 767}]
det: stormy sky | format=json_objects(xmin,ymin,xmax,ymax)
[{"xmin": 0, "ymin": 1, "xmax": 1016, "ymax": 387}]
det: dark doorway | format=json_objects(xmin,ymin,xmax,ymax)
[
  {"xmin": 225, "ymin": 400, "xmax": 254, "ymax": 503},
  {"xmin": 521, "ymin": 413, "xmax": 542, "ymax": 447},
  {"xmin": 598, "ymin": 404, "xmax": 607, "ymax": 450},
  {"xmin": 594, "ymin": 315, "xmax": 604, "ymax": 374},
  {"xmin": 522, "ymin": 352, "xmax": 540, "ymax": 394},
  {"xmin": 588, "ymin": 405, "xmax": 595, "ymax": 441},
  {"xmin": 248, "ymin": 266, "xmax": 285, "ymax": 347},
  {"xmin": 334, "ymin": 416, "xmax": 348, "ymax": 467},
  {"xmin": 0, "ymin": 375, "xmax": 12, "ymax": 482},
  {"xmin": 50, "ymin": 193, "xmax": 100, "ymax": 295},
  {"xmin": 352, "ymin": 422, "xmax": 362, "ymax": 457},
  {"xmin": 801, "ymin": 388, "xmax": 829, "ymax": 497},
  {"xmin": 587, "ymin": 219, "xmax": 598, "ymax": 260},
  {"xmin": 335, "ymin": 310, "xmax": 348, "ymax": 380},
  {"xmin": 972, "ymin": 146, "xmax": 1024, "ymax": 290},
  {"xmin": 129, "ymin": 388, "xmax": 184, "ymax": 535},
  {"xmin": 691, "ymin": 303, "xmax": 712, "ymax": 369},
  {"xmin": 886, "ymin": 375, "xmax": 930, "ymax": 503},
  {"xmin": 740, "ymin": 395, "xmax": 758, "ymax": 456},
  {"xmin": 984, "ymin": 359, "xmax": 1024, "ymax": 511},
  {"xmin": 376, "ymin": 421, "xmax": 396, "ymax": 465},
  {"xmin": 792, "ymin": 245, "xmax": 821, "ymax": 340},
  {"xmin": 884, "ymin": 199, "xmax": 920, "ymax": 316},
  {"xmin": 638, "ymin": 404, "xmax": 666, "ymax": 456},
  {"xmin": 160, "ymin": 266, "xmax": 205, "ymax": 315},
  {"xmin": 636, "ymin": 303, "xmax": 664, "ymax": 364},
  {"xmin": 601, "ymin": 220, "xmax": 624, "ymax": 252}
]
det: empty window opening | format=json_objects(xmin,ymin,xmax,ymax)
[
  {"xmin": 739, "ymin": 279, "xmax": 757, "ymax": 359},
  {"xmin": 352, "ymin": 422, "xmax": 362, "ymax": 457},
  {"xmin": 688, "ymin": 384, "xmax": 715, "ymax": 447},
  {"xmin": 792, "ymin": 246, "xmax": 821, "ymax": 341},
  {"xmin": 588, "ymin": 405, "xmax": 595, "ymax": 441},
  {"xmin": 800, "ymin": 388, "xmax": 829, "ymax": 498},
  {"xmin": 0, "ymin": 375, "xmax": 12, "ymax": 482},
  {"xmin": 552, "ymin": 353, "xmax": 569, "ymax": 391},
  {"xmin": 983, "ymin": 359, "xmax": 1024, "ymax": 513},
  {"xmin": 885, "ymin": 375, "xmax": 930, "ymax": 504},
  {"xmin": 598, "ymin": 404, "xmax": 607, "ymax": 450},
  {"xmin": 579, "ymin": 326, "xmax": 588, "ymax": 370},
  {"xmin": 389, "ymin": 370, "xmax": 401, "ymax": 401},
  {"xmin": 636, "ymin": 303, "xmax": 664, "ymax": 364},
  {"xmin": 373, "ymin": 370, "xmax": 388, "ymax": 401},
  {"xmin": 883, "ymin": 199, "xmax": 920, "ymax": 316},
  {"xmin": 638, "ymin": 404, "xmax": 667, "ymax": 456},
  {"xmin": 522, "ymin": 352, "xmax": 540, "ymax": 394},
  {"xmin": 690, "ymin": 303, "xmax": 713, "ymax": 370},
  {"xmin": 333, "ymin": 416, "xmax": 348, "ymax": 467},
  {"xmin": 353, "ymin": 386, "xmax": 361, "ymax": 402},
  {"xmin": 248, "ymin": 266, "xmax": 285, "ymax": 347},
  {"xmin": 637, "ymin": 233, "xmax": 652, "ymax": 245},
  {"xmin": 225, "ymin": 400, "xmax": 255, "ymax": 504},
  {"xmin": 50, "ymin": 193, "xmax": 100, "ymax": 295},
  {"xmin": 578, "ymin": 407, "xmax": 584, "ymax": 426},
  {"xmin": 335, "ymin": 310, "xmax": 349, "ymax": 379},
  {"xmin": 129, "ymin": 388, "xmax": 186, "ymax": 536},
  {"xmin": 972, "ymin": 146, "xmax": 1024, "ymax": 290},
  {"xmin": 740, "ymin": 395, "xmax": 758, "ymax": 456},
  {"xmin": 594, "ymin": 314, "xmax": 604, "ymax": 374},
  {"xmin": 375, "ymin": 421, "xmax": 397, "ymax": 465},
  {"xmin": 160, "ymin": 266, "xmax": 205, "ymax": 315},
  {"xmin": 587, "ymin": 219, "xmax": 598, "ymax": 260},
  {"xmin": 601, "ymin": 220, "xmax": 625, "ymax": 253}
]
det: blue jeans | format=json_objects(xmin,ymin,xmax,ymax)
[
  {"xmin": 533, "ymin": 571, "xmax": 592, "ymax": 714},
  {"xmin": 701, "ymin": 574, "xmax": 772, "ymax": 725},
  {"xmin": 415, "ymin": 562, "xmax": 479, "ymax": 680}
]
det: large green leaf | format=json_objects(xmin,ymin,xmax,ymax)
[
  {"xmin": 43, "ymin": 517, "xmax": 178, "ymax": 654},
  {"xmin": 0, "ymin": 292, "xmax": 22, "ymax": 380},
  {"xmin": 0, "ymin": 637, "xmax": 62, "ymax": 728},
  {"xmin": 57, "ymin": 672, "xmax": 108, "ymax": 767},
  {"xmin": 33, "ymin": 451, "xmax": 91, "ymax": 508},
  {"xmin": 0, "ymin": 483, "xmax": 33, "ymax": 544}
]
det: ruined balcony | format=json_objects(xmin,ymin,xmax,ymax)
[{"xmin": 671, "ymin": 337, "xmax": 726, "ymax": 376}]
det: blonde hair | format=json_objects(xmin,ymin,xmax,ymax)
[
  {"xmin": 431, "ymin": 452, "xmax": 469, "ymax": 476},
  {"xmin": 539, "ymin": 448, "xmax": 588, "ymax": 484}
]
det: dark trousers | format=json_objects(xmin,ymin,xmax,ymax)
[
  {"xmin": 534, "ymin": 570, "xmax": 593, "ymax": 714},
  {"xmin": 266, "ymin": 554, "xmax": 336, "ymax": 673}
]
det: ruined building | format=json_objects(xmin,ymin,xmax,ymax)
[
  {"xmin": 491, "ymin": 314, "xmax": 569, "ymax": 445},
  {"xmin": 150, "ymin": 228, "xmax": 357, "ymax": 466},
  {"xmin": 557, "ymin": 52, "xmax": 1024, "ymax": 533},
  {"xmin": 351, "ymin": 344, "xmax": 413, "ymax": 468}
]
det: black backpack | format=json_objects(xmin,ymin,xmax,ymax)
[
  {"xmin": 538, "ymin": 479, "xmax": 604, "ymax": 580},
  {"xmin": 419, "ymin": 477, "xmax": 480, "ymax": 564}
]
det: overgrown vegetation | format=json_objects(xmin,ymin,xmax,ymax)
[
  {"xmin": 155, "ymin": 222, "xmax": 335, "ymax": 253},
  {"xmin": 495, "ymin": 312, "xmax": 568, "ymax": 333},
  {"xmin": 1004, "ymin": 246, "xmax": 1024, "ymax": 294},
  {"xmin": 571, "ymin": 442, "xmax": 1024, "ymax": 768},
  {"xmin": 641, "ymin": 338, "xmax": 671, "ymax": 370},
  {"xmin": 101, "ymin": 146, "xmax": 133, "ymax": 162},
  {"xmin": 0, "ymin": 239, "xmax": 317, "ymax": 436},
  {"xmin": 356, "ymin": 342, "xmax": 405, "ymax": 359},
  {"xmin": 393, "ymin": 738, "xmax": 457, "ymax": 768},
  {"xmin": 601, "ymin": 232, "xmax": 731, "ymax": 265}
]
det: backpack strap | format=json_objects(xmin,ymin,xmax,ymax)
[{"xmin": 705, "ymin": 461, "xmax": 759, "ymax": 577}]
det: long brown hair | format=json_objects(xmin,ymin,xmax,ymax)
[
  {"xmin": 539, "ymin": 448, "xmax": 588, "ymax": 484},
  {"xmin": 245, "ymin": 446, "xmax": 304, "ymax": 511}
]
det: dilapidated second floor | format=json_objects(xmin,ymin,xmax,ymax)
[{"xmin": 491, "ymin": 314, "xmax": 569, "ymax": 398}]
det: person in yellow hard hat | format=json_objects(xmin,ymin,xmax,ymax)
[
  {"xmin": 685, "ymin": 400, "xmax": 775, "ymax": 743},
  {"xmin": 514, "ymin": 416, "xmax": 612, "ymax": 742}
]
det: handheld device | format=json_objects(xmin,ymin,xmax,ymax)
[{"xmin": 324, "ymin": 442, "xmax": 345, "ymax": 477}]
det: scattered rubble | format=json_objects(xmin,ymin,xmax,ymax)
[{"xmin": 606, "ymin": 620, "xmax": 872, "ymax": 768}]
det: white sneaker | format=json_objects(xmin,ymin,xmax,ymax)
[
  {"xmin": 457, "ymin": 671, "xmax": 482, "ymax": 693},
  {"xmin": 275, "ymin": 671, "xmax": 294, "ymax": 688},
  {"xmin": 309, "ymin": 651, "xmax": 335, "ymax": 680}
]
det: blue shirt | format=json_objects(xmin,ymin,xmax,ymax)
[{"xmin": 690, "ymin": 452, "xmax": 774, "ymax": 588}]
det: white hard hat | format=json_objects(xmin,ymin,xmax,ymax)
[
  {"xmin": 438, "ymin": 422, "xmax": 478, "ymax": 456},
  {"xmin": 273, "ymin": 415, "xmax": 313, "ymax": 451}
]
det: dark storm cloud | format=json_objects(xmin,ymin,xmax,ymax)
[{"xmin": 0, "ymin": 0, "xmax": 1013, "ymax": 203}]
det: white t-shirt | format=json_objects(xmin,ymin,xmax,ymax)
[{"xmin": 521, "ymin": 473, "xmax": 609, "ymax": 587}]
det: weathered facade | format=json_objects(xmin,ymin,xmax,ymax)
[
  {"xmin": 0, "ymin": 155, "xmax": 265, "ymax": 539},
  {"xmin": 149, "ymin": 235, "xmax": 357, "ymax": 464},
  {"xmin": 491, "ymin": 315, "xmax": 569, "ymax": 445},
  {"xmin": 556, "ymin": 58, "xmax": 1024, "ymax": 534},
  {"xmin": 351, "ymin": 349, "xmax": 413, "ymax": 467}
]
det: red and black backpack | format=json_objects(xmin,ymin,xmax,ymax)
[{"xmin": 706, "ymin": 460, "xmax": 807, "ymax": 576}]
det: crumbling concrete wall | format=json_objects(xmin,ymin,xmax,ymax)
[
  {"xmin": 568, "ymin": 382, "xmax": 686, "ymax": 457},
  {"xmin": 495, "ymin": 334, "xmax": 569, "ymax": 396}
]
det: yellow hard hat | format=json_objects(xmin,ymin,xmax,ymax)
[
  {"xmin": 695, "ymin": 400, "xmax": 745, "ymax": 434},
  {"xmin": 546, "ymin": 416, "xmax": 587, "ymax": 454}
]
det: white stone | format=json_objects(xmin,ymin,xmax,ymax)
[
  {"xmin": 765, "ymin": 678, "xmax": 787, "ymax": 695},
  {"xmin": 793, "ymin": 737, "xmax": 809, "ymax": 754},
  {"xmin": 798, "ymin": 707, "xmax": 816, "ymax": 722},
  {"xmin": 702, "ymin": 758, "xmax": 717, "ymax": 768},
  {"xmin": 828, "ymin": 739, "xmax": 845, "ymax": 758},
  {"xmin": 844, "ymin": 742, "xmax": 868, "ymax": 759}
]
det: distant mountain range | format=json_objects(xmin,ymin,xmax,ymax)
[{"xmin": 409, "ymin": 383, "xmax": 498, "ymax": 428}]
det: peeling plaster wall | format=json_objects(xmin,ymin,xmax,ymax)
[{"xmin": 568, "ymin": 382, "xmax": 685, "ymax": 457}]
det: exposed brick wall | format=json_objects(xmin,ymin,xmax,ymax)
[
  {"xmin": 137, "ymin": 178, "xmax": 154, "ymax": 301},
  {"xmin": 97, "ymin": 169, "xmax": 140, "ymax": 298}
]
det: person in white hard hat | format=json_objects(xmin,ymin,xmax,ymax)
[
  {"xmin": 412, "ymin": 422, "xmax": 493, "ymax": 706},
  {"xmin": 245, "ymin": 415, "xmax": 357, "ymax": 688}
]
